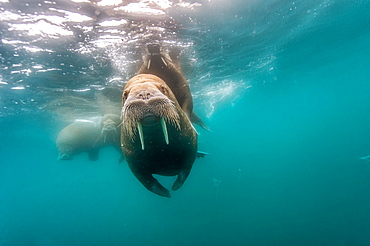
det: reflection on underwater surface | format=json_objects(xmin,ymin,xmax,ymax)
[{"xmin": 1, "ymin": 0, "xmax": 370, "ymax": 245}]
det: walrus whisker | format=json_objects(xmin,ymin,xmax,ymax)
[
  {"xmin": 122, "ymin": 97, "xmax": 180, "ymax": 141},
  {"xmin": 160, "ymin": 117, "xmax": 169, "ymax": 145},
  {"xmin": 137, "ymin": 122, "xmax": 145, "ymax": 150}
]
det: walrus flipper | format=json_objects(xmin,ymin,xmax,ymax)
[
  {"xmin": 191, "ymin": 112, "xmax": 211, "ymax": 131},
  {"xmin": 130, "ymin": 166, "xmax": 171, "ymax": 198},
  {"xmin": 172, "ymin": 169, "xmax": 191, "ymax": 191},
  {"xmin": 149, "ymin": 178, "xmax": 171, "ymax": 198},
  {"xmin": 196, "ymin": 151, "xmax": 208, "ymax": 158},
  {"xmin": 118, "ymin": 154, "xmax": 125, "ymax": 164},
  {"xmin": 88, "ymin": 149, "xmax": 99, "ymax": 161}
]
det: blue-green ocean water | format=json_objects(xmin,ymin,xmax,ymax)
[{"xmin": 1, "ymin": 0, "xmax": 370, "ymax": 245}]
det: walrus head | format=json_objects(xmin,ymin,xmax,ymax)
[
  {"xmin": 121, "ymin": 74, "xmax": 181, "ymax": 150},
  {"xmin": 96, "ymin": 114, "xmax": 121, "ymax": 145}
]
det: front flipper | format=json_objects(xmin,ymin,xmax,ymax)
[
  {"xmin": 88, "ymin": 149, "xmax": 99, "ymax": 161},
  {"xmin": 118, "ymin": 154, "xmax": 125, "ymax": 164},
  {"xmin": 172, "ymin": 169, "xmax": 191, "ymax": 191},
  {"xmin": 196, "ymin": 151, "xmax": 208, "ymax": 158},
  {"xmin": 149, "ymin": 178, "xmax": 171, "ymax": 198},
  {"xmin": 129, "ymin": 166, "xmax": 171, "ymax": 198},
  {"xmin": 191, "ymin": 112, "xmax": 211, "ymax": 131}
]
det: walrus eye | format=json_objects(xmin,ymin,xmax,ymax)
[
  {"xmin": 160, "ymin": 85, "xmax": 168, "ymax": 95},
  {"xmin": 123, "ymin": 91, "xmax": 128, "ymax": 100}
]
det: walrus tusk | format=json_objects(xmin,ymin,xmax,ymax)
[
  {"xmin": 137, "ymin": 122, "xmax": 145, "ymax": 150},
  {"xmin": 160, "ymin": 117, "xmax": 169, "ymax": 145},
  {"xmin": 93, "ymin": 136, "xmax": 101, "ymax": 148},
  {"xmin": 147, "ymin": 58, "xmax": 151, "ymax": 70},
  {"xmin": 161, "ymin": 57, "xmax": 167, "ymax": 67},
  {"xmin": 136, "ymin": 119, "xmax": 168, "ymax": 150}
]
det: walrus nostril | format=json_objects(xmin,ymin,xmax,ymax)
[{"xmin": 137, "ymin": 91, "xmax": 153, "ymax": 100}]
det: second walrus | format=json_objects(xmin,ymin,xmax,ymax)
[{"xmin": 138, "ymin": 43, "xmax": 209, "ymax": 131}]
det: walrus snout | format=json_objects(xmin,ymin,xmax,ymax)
[
  {"xmin": 97, "ymin": 118, "xmax": 119, "ymax": 144},
  {"xmin": 101, "ymin": 123, "xmax": 117, "ymax": 133},
  {"xmin": 101, "ymin": 125, "xmax": 118, "ymax": 141},
  {"xmin": 137, "ymin": 91, "xmax": 152, "ymax": 100},
  {"xmin": 122, "ymin": 96, "xmax": 178, "ymax": 151},
  {"xmin": 130, "ymin": 88, "xmax": 164, "ymax": 101}
]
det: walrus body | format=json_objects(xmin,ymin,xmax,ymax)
[
  {"xmin": 56, "ymin": 121, "xmax": 101, "ymax": 161},
  {"xmin": 56, "ymin": 114, "xmax": 122, "ymax": 161},
  {"xmin": 138, "ymin": 44, "xmax": 208, "ymax": 130},
  {"xmin": 121, "ymin": 74, "xmax": 197, "ymax": 198}
]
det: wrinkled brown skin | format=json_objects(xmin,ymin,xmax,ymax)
[
  {"xmin": 138, "ymin": 46, "xmax": 209, "ymax": 130},
  {"xmin": 121, "ymin": 74, "xmax": 197, "ymax": 198}
]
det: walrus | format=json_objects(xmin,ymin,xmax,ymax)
[
  {"xmin": 56, "ymin": 114, "xmax": 122, "ymax": 161},
  {"xmin": 121, "ymin": 74, "xmax": 197, "ymax": 198},
  {"xmin": 138, "ymin": 43, "xmax": 209, "ymax": 131},
  {"xmin": 95, "ymin": 113, "xmax": 121, "ymax": 150},
  {"xmin": 56, "ymin": 121, "xmax": 101, "ymax": 161}
]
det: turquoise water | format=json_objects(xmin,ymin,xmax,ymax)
[{"xmin": 1, "ymin": 0, "xmax": 370, "ymax": 245}]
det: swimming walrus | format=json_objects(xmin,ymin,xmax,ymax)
[
  {"xmin": 138, "ymin": 43, "xmax": 209, "ymax": 131},
  {"xmin": 95, "ymin": 113, "xmax": 121, "ymax": 150},
  {"xmin": 56, "ymin": 121, "xmax": 101, "ymax": 161},
  {"xmin": 120, "ymin": 74, "xmax": 197, "ymax": 198},
  {"xmin": 56, "ymin": 114, "xmax": 122, "ymax": 161}
]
